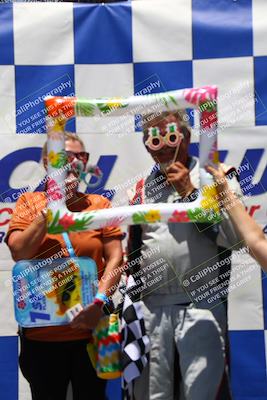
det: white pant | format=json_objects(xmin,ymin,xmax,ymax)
[{"xmin": 134, "ymin": 302, "xmax": 226, "ymax": 400}]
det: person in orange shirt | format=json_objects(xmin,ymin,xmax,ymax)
[{"xmin": 5, "ymin": 132, "xmax": 123, "ymax": 400}]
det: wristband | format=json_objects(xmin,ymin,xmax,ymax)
[
  {"xmin": 93, "ymin": 298, "xmax": 105, "ymax": 310},
  {"xmin": 95, "ymin": 292, "xmax": 110, "ymax": 305}
]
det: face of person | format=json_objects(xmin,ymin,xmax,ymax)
[
  {"xmin": 65, "ymin": 139, "xmax": 89, "ymax": 196},
  {"xmin": 143, "ymin": 114, "xmax": 190, "ymax": 166}
]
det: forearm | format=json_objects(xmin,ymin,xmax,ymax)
[
  {"xmin": 207, "ymin": 164, "xmax": 267, "ymax": 269},
  {"xmin": 8, "ymin": 216, "xmax": 46, "ymax": 261},
  {"xmin": 220, "ymin": 184, "xmax": 265, "ymax": 248},
  {"xmin": 98, "ymin": 256, "xmax": 123, "ymax": 299},
  {"xmin": 232, "ymin": 197, "xmax": 267, "ymax": 270}
]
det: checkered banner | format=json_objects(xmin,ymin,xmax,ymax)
[
  {"xmin": 121, "ymin": 275, "xmax": 150, "ymax": 399},
  {"xmin": 0, "ymin": 1, "xmax": 267, "ymax": 399}
]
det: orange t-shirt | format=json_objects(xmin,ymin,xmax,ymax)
[{"xmin": 5, "ymin": 192, "xmax": 122, "ymax": 342}]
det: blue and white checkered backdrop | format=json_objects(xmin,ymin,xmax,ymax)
[{"xmin": 0, "ymin": 1, "xmax": 267, "ymax": 399}]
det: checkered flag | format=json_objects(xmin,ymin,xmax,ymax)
[{"xmin": 121, "ymin": 275, "xmax": 150, "ymax": 400}]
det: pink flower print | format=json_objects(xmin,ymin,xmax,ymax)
[
  {"xmin": 47, "ymin": 178, "xmax": 63, "ymax": 201},
  {"xmin": 58, "ymin": 214, "xmax": 75, "ymax": 230},
  {"xmin": 168, "ymin": 210, "xmax": 190, "ymax": 223},
  {"xmin": 184, "ymin": 86, "xmax": 217, "ymax": 106},
  {"xmin": 18, "ymin": 300, "xmax": 26, "ymax": 309}
]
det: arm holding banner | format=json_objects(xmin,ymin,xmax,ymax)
[
  {"xmin": 5, "ymin": 194, "xmax": 47, "ymax": 261},
  {"xmin": 207, "ymin": 164, "xmax": 267, "ymax": 271}
]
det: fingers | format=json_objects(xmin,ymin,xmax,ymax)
[
  {"xmin": 205, "ymin": 165, "xmax": 216, "ymax": 175},
  {"xmin": 70, "ymin": 317, "xmax": 89, "ymax": 330},
  {"xmin": 69, "ymin": 308, "xmax": 85, "ymax": 328},
  {"xmin": 166, "ymin": 174, "xmax": 183, "ymax": 183},
  {"xmin": 70, "ymin": 318, "xmax": 81, "ymax": 329},
  {"xmin": 40, "ymin": 208, "xmax": 47, "ymax": 219},
  {"xmin": 165, "ymin": 162, "xmax": 191, "ymax": 195},
  {"xmin": 70, "ymin": 304, "xmax": 102, "ymax": 330},
  {"xmin": 166, "ymin": 161, "xmax": 185, "ymax": 174},
  {"xmin": 166, "ymin": 162, "xmax": 188, "ymax": 183},
  {"xmin": 205, "ymin": 163, "xmax": 225, "ymax": 180},
  {"xmin": 71, "ymin": 322, "xmax": 88, "ymax": 330}
]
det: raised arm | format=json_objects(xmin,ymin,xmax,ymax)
[{"xmin": 207, "ymin": 164, "xmax": 267, "ymax": 271}]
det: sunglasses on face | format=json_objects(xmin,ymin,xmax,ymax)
[{"xmin": 65, "ymin": 151, "xmax": 89, "ymax": 165}]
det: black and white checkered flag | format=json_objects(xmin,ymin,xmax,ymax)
[{"xmin": 121, "ymin": 275, "xmax": 150, "ymax": 400}]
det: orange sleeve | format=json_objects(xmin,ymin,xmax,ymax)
[
  {"xmin": 103, "ymin": 226, "xmax": 123, "ymax": 239},
  {"xmin": 100, "ymin": 196, "xmax": 124, "ymax": 239},
  {"xmin": 5, "ymin": 193, "xmax": 36, "ymax": 245}
]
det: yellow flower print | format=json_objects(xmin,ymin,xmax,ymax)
[
  {"xmin": 201, "ymin": 185, "xmax": 220, "ymax": 213},
  {"xmin": 48, "ymin": 151, "xmax": 59, "ymax": 166},
  {"xmin": 47, "ymin": 209, "xmax": 53, "ymax": 224},
  {"xmin": 144, "ymin": 210, "xmax": 161, "ymax": 223},
  {"xmin": 106, "ymin": 97, "xmax": 123, "ymax": 109}
]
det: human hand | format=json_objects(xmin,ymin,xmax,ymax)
[
  {"xmin": 34, "ymin": 208, "xmax": 48, "ymax": 232},
  {"xmin": 70, "ymin": 303, "xmax": 103, "ymax": 330},
  {"xmin": 166, "ymin": 162, "xmax": 195, "ymax": 197},
  {"xmin": 205, "ymin": 163, "xmax": 228, "ymax": 195}
]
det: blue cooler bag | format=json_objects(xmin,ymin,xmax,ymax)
[{"xmin": 12, "ymin": 233, "xmax": 98, "ymax": 327}]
